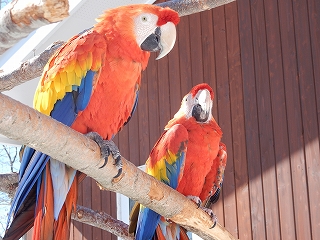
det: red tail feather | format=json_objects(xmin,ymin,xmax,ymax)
[
  {"xmin": 54, "ymin": 176, "xmax": 78, "ymax": 240},
  {"xmin": 33, "ymin": 164, "xmax": 54, "ymax": 240},
  {"xmin": 33, "ymin": 163, "xmax": 77, "ymax": 240}
]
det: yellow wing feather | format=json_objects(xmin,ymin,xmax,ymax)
[{"xmin": 33, "ymin": 31, "xmax": 106, "ymax": 115}]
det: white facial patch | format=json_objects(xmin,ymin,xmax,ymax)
[
  {"xmin": 176, "ymin": 89, "xmax": 213, "ymax": 122},
  {"xmin": 134, "ymin": 13, "xmax": 159, "ymax": 46}
]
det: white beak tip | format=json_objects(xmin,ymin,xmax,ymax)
[{"xmin": 155, "ymin": 22, "xmax": 177, "ymax": 60}]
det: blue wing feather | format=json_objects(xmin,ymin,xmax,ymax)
[
  {"xmin": 6, "ymin": 69, "xmax": 96, "ymax": 229},
  {"xmin": 135, "ymin": 124, "xmax": 188, "ymax": 239},
  {"xmin": 163, "ymin": 150, "xmax": 186, "ymax": 189}
]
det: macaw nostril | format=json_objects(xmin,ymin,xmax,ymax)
[{"xmin": 155, "ymin": 27, "xmax": 161, "ymax": 37}]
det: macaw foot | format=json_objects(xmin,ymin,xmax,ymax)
[
  {"xmin": 199, "ymin": 207, "xmax": 218, "ymax": 228},
  {"xmin": 187, "ymin": 195, "xmax": 202, "ymax": 208},
  {"xmin": 85, "ymin": 132, "xmax": 122, "ymax": 178},
  {"xmin": 187, "ymin": 195, "xmax": 217, "ymax": 228}
]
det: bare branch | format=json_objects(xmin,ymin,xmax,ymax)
[
  {"xmin": 0, "ymin": 0, "xmax": 69, "ymax": 55},
  {"xmin": 2, "ymin": 145, "xmax": 18, "ymax": 173},
  {"xmin": 0, "ymin": 41, "xmax": 64, "ymax": 92},
  {"xmin": 0, "ymin": 94, "xmax": 236, "ymax": 239},
  {"xmin": 0, "ymin": 172, "xmax": 18, "ymax": 198},
  {"xmin": 157, "ymin": 0, "xmax": 236, "ymax": 16},
  {"xmin": 72, "ymin": 205, "xmax": 134, "ymax": 240}
]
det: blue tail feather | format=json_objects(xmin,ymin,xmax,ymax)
[
  {"xmin": 7, "ymin": 151, "xmax": 50, "ymax": 228},
  {"xmin": 136, "ymin": 207, "xmax": 161, "ymax": 240}
]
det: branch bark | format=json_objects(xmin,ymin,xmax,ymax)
[
  {"xmin": 72, "ymin": 205, "xmax": 134, "ymax": 240},
  {"xmin": 0, "ymin": 41, "xmax": 64, "ymax": 92},
  {"xmin": 0, "ymin": 0, "xmax": 69, "ymax": 55},
  {"xmin": 0, "ymin": 94, "xmax": 237, "ymax": 240},
  {"xmin": 157, "ymin": 0, "xmax": 235, "ymax": 17},
  {"xmin": 0, "ymin": 0, "xmax": 236, "ymax": 91},
  {"xmin": 0, "ymin": 172, "xmax": 18, "ymax": 198}
]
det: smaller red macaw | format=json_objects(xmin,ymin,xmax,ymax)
[{"xmin": 129, "ymin": 83, "xmax": 227, "ymax": 240}]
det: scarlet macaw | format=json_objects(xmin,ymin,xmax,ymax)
[
  {"xmin": 129, "ymin": 83, "xmax": 227, "ymax": 240},
  {"xmin": 4, "ymin": 4, "xmax": 179, "ymax": 240}
]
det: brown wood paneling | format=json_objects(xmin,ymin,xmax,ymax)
[
  {"xmin": 200, "ymin": 9, "xmax": 217, "ymax": 101},
  {"xmin": 264, "ymin": 0, "xmax": 296, "ymax": 239},
  {"xmin": 72, "ymin": 181, "xmax": 83, "ymax": 240},
  {"xmin": 82, "ymin": 177, "xmax": 93, "ymax": 240},
  {"xmin": 224, "ymin": 2, "xmax": 245, "ymax": 238},
  {"xmin": 157, "ymin": 53, "xmax": 171, "ymax": 129},
  {"xmin": 128, "ymin": 109, "xmax": 140, "ymax": 165},
  {"xmin": 251, "ymin": 0, "xmax": 281, "ymax": 238},
  {"xmin": 91, "ymin": 179, "xmax": 102, "ymax": 240},
  {"xmin": 292, "ymin": 0, "xmax": 320, "ymax": 238},
  {"xmin": 101, "ymin": 191, "xmax": 113, "ymax": 240},
  {"xmin": 189, "ymin": 12, "xmax": 204, "ymax": 87},
  {"xmin": 307, "ymin": 0, "xmax": 320, "ymax": 236},
  {"xmin": 137, "ymin": 71, "xmax": 150, "ymax": 164},
  {"xmin": 167, "ymin": 35, "xmax": 182, "ymax": 118},
  {"xmin": 308, "ymin": 0, "xmax": 320, "ymax": 140},
  {"xmin": 147, "ymin": 53, "xmax": 161, "ymax": 151},
  {"xmin": 278, "ymin": 0, "xmax": 312, "ymax": 239},
  {"xmin": 238, "ymin": 0, "xmax": 265, "ymax": 239},
  {"xmin": 177, "ymin": 15, "xmax": 192, "ymax": 96},
  {"xmin": 212, "ymin": 5, "xmax": 229, "ymax": 226}
]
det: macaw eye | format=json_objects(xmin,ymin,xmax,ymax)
[{"xmin": 141, "ymin": 16, "xmax": 148, "ymax": 22}]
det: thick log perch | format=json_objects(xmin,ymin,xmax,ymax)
[
  {"xmin": 0, "ymin": 94, "xmax": 237, "ymax": 240},
  {"xmin": 0, "ymin": 0, "xmax": 69, "ymax": 55}
]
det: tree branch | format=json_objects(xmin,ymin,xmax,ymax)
[
  {"xmin": 0, "ymin": 172, "xmax": 18, "ymax": 198},
  {"xmin": 0, "ymin": 0, "xmax": 236, "ymax": 91},
  {"xmin": 0, "ymin": 0, "xmax": 69, "ymax": 55},
  {"xmin": 0, "ymin": 94, "xmax": 236, "ymax": 239},
  {"xmin": 72, "ymin": 205, "xmax": 134, "ymax": 240},
  {"xmin": 157, "ymin": 0, "xmax": 235, "ymax": 17},
  {"xmin": 0, "ymin": 41, "xmax": 64, "ymax": 92}
]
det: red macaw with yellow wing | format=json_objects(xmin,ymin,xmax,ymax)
[
  {"xmin": 4, "ymin": 4, "xmax": 179, "ymax": 240},
  {"xmin": 130, "ymin": 83, "xmax": 227, "ymax": 240}
]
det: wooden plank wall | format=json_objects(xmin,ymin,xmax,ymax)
[{"xmin": 26, "ymin": 0, "xmax": 320, "ymax": 239}]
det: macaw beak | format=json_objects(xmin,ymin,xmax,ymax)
[
  {"xmin": 140, "ymin": 22, "xmax": 177, "ymax": 60},
  {"xmin": 192, "ymin": 89, "xmax": 212, "ymax": 122}
]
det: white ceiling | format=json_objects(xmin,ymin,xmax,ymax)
[{"xmin": 0, "ymin": 0, "xmax": 155, "ymax": 145}]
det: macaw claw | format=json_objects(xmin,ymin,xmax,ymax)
[
  {"xmin": 200, "ymin": 207, "xmax": 217, "ymax": 229},
  {"xmin": 85, "ymin": 132, "xmax": 122, "ymax": 178},
  {"xmin": 186, "ymin": 195, "xmax": 217, "ymax": 228},
  {"xmin": 187, "ymin": 195, "xmax": 202, "ymax": 208}
]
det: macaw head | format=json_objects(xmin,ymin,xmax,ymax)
[
  {"xmin": 176, "ymin": 83, "xmax": 214, "ymax": 123},
  {"xmin": 95, "ymin": 4, "xmax": 180, "ymax": 60}
]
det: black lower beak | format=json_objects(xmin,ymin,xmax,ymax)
[
  {"xmin": 192, "ymin": 104, "xmax": 209, "ymax": 122},
  {"xmin": 140, "ymin": 27, "xmax": 161, "ymax": 52}
]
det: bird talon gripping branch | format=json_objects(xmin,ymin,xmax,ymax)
[{"xmin": 85, "ymin": 131, "xmax": 122, "ymax": 178}]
